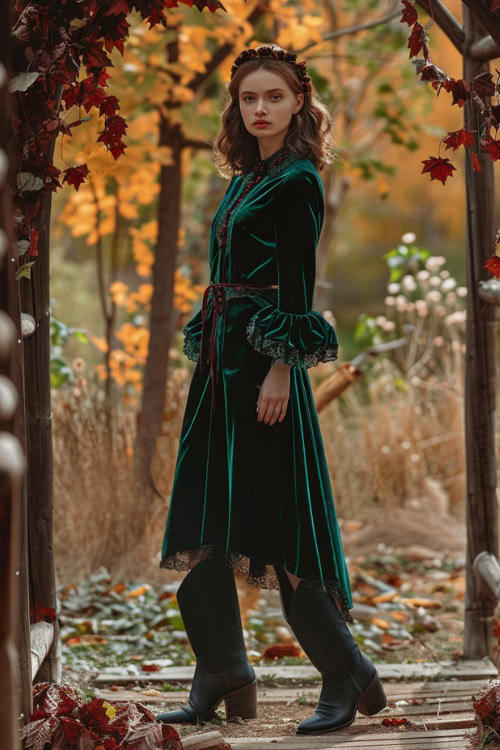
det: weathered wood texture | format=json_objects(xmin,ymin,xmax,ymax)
[
  {"xmin": 95, "ymin": 671, "xmax": 496, "ymax": 750},
  {"xmin": 474, "ymin": 550, "xmax": 500, "ymax": 599},
  {"xmin": 181, "ymin": 731, "xmax": 228, "ymax": 749},
  {"xmin": 462, "ymin": 6, "xmax": 498, "ymax": 662},
  {"xmin": 94, "ymin": 659, "xmax": 497, "ymax": 685},
  {"xmin": 0, "ymin": 3, "xmax": 28, "ymax": 746},
  {"xmin": 30, "ymin": 622, "xmax": 54, "ymax": 681},
  {"xmin": 224, "ymin": 729, "xmax": 475, "ymax": 749},
  {"xmin": 16, "ymin": 86, "xmax": 62, "ymax": 684}
]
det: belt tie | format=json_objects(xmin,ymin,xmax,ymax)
[{"xmin": 199, "ymin": 282, "xmax": 278, "ymax": 413}]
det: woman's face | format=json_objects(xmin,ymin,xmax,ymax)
[{"xmin": 238, "ymin": 69, "xmax": 303, "ymax": 143}]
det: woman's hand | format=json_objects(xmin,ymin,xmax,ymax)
[{"xmin": 256, "ymin": 360, "xmax": 292, "ymax": 425}]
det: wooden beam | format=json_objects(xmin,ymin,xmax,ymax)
[
  {"xmin": 30, "ymin": 622, "xmax": 54, "ymax": 681},
  {"xmin": 474, "ymin": 551, "xmax": 500, "ymax": 599},
  {"xmin": 469, "ymin": 34, "xmax": 500, "ymax": 61},
  {"xmin": 462, "ymin": 6, "xmax": 498, "ymax": 663},
  {"xmin": 462, "ymin": 0, "xmax": 500, "ymax": 50},
  {"xmin": 415, "ymin": 0, "xmax": 464, "ymax": 54},
  {"xmin": 0, "ymin": 4, "xmax": 28, "ymax": 746},
  {"xmin": 19, "ymin": 94, "xmax": 62, "ymax": 686}
]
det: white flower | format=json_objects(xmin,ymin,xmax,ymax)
[
  {"xmin": 387, "ymin": 283, "xmax": 400, "ymax": 294},
  {"xmin": 456, "ymin": 286, "xmax": 467, "ymax": 297},
  {"xmin": 439, "ymin": 269, "xmax": 450, "ymax": 279},
  {"xmin": 385, "ymin": 296, "xmax": 396, "ymax": 306},
  {"xmin": 445, "ymin": 310, "xmax": 466, "ymax": 325},
  {"xmin": 429, "ymin": 276, "xmax": 441, "ymax": 287},
  {"xmin": 375, "ymin": 316, "xmax": 387, "ymax": 326},
  {"xmin": 441, "ymin": 277, "xmax": 457, "ymax": 291},
  {"xmin": 425, "ymin": 255, "xmax": 446, "ymax": 270},
  {"xmin": 416, "ymin": 269, "xmax": 430, "ymax": 281},
  {"xmin": 401, "ymin": 232, "xmax": 416, "ymax": 243},
  {"xmin": 426, "ymin": 290, "xmax": 442, "ymax": 302},
  {"xmin": 401, "ymin": 275, "xmax": 417, "ymax": 292}
]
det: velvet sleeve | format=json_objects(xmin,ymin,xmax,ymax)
[{"xmin": 246, "ymin": 169, "xmax": 339, "ymax": 368}]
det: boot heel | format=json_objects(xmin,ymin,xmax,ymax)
[
  {"xmin": 356, "ymin": 671, "xmax": 387, "ymax": 716},
  {"xmin": 224, "ymin": 679, "xmax": 257, "ymax": 719}
]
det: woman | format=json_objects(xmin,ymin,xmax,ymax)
[{"xmin": 156, "ymin": 45, "xmax": 387, "ymax": 734}]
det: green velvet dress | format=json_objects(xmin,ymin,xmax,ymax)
[{"xmin": 159, "ymin": 144, "xmax": 354, "ymax": 624}]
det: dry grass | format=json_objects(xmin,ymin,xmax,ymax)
[
  {"xmin": 316, "ymin": 357, "xmax": 466, "ymax": 520},
  {"xmin": 52, "ymin": 365, "xmax": 190, "ymax": 587}
]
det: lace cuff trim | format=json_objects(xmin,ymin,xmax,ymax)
[
  {"xmin": 246, "ymin": 306, "xmax": 339, "ymax": 368},
  {"xmin": 183, "ymin": 327, "xmax": 201, "ymax": 363}
]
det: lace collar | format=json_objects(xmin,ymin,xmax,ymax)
[{"xmin": 244, "ymin": 144, "xmax": 300, "ymax": 178}]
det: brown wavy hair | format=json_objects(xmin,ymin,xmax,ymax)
[{"xmin": 213, "ymin": 44, "xmax": 336, "ymax": 179}]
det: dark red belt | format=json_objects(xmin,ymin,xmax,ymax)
[{"xmin": 199, "ymin": 282, "xmax": 278, "ymax": 412}]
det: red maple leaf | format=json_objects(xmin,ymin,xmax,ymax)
[
  {"xmin": 483, "ymin": 136, "xmax": 500, "ymax": 160},
  {"xmin": 408, "ymin": 22, "xmax": 429, "ymax": 59},
  {"xmin": 260, "ymin": 643, "xmax": 302, "ymax": 660},
  {"xmin": 99, "ymin": 96, "xmax": 120, "ymax": 117},
  {"xmin": 61, "ymin": 717, "xmax": 85, "ymax": 742},
  {"xmin": 141, "ymin": 663, "xmax": 162, "ymax": 672},
  {"xmin": 31, "ymin": 604, "xmax": 57, "ymax": 623},
  {"xmin": 62, "ymin": 164, "xmax": 90, "ymax": 191},
  {"xmin": 104, "ymin": 0, "xmax": 131, "ymax": 14},
  {"xmin": 470, "ymin": 151, "xmax": 481, "ymax": 172},
  {"xmin": 446, "ymin": 79, "xmax": 471, "ymax": 107},
  {"xmin": 421, "ymin": 156, "xmax": 457, "ymax": 184},
  {"xmin": 472, "ymin": 683, "xmax": 498, "ymax": 719},
  {"xmin": 400, "ymin": 0, "xmax": 418, "ymax": 26},
  {"xmin": 484, "ymin": 255, "xmax": 500, "ymax": 277},
  {"xmin": 472, "ymin": 71, "xmax": 495, "ymax": 101},
  {"xmin": 382, "ymin": 717, "xmax": 409, "ymax": 726},
  {"xmin": 443, "ymin": 128, "xmax": 475, "ymax": 151},
  {"xmin": 29, "ymin": 228, "xmax": 39, "ymax": 257}
]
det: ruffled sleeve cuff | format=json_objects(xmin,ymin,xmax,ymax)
[{"xmin": 246, "ymin": 304, "xmax": 339, "ymax": 368}]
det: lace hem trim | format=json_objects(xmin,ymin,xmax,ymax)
[
  {"xmin": 246, "ymin": 317, "xmax": 339, "ymax": 369},
  {"xmin": 159, "ymin": 545, "xmax": 354, "ymax": 625}
]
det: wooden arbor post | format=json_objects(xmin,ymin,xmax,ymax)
[
  {"xmin": 462, "ymin": 5, "xmax": 498, "ymax": 660},
  {"xmin": 0, "ymin": 3, "xmax": 28, "ymax": 744}
]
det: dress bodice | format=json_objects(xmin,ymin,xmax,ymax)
[{"xmin": 210, "ymin": 145, "xmax": 322, "ymax": 285}]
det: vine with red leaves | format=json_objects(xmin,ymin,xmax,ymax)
[
  {"xmin": 400, "ymin": 0, "xmax": 500, "ymax": 279},
  {"xmin": 400, "ymin": 0, "xmax": 498, "ymax": 184},
  {"xmin": 8, "ymin": 0, "xmax": 225, "ymax": 277}
]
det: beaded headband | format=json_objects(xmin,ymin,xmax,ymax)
[{"xmin": 230, "ymin": 46, "xmax": 313, "ymax": 96}]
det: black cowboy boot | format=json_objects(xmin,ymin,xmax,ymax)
[
  {"xmin": 156, "ymin": 557, "xmax": 257, "ymax": 724},
  {"xmin": 274, "ymin": 566, "xmax": 387, "ymax": 734}
]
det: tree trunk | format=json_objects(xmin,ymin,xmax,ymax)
[
  {"xmin": 135, "ymin": 119, "xmax": 183, "ymax": 490},
  {"xmin": 462, "ymin": 5, "xmax": 498, "ymax": 661}
]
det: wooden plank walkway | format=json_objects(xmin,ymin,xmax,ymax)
[
  {"xmin": 94, "ymin": 661, "xmax": 498, "ymax": 749},
  {"xmin": 223, "ymin": 728, "xmax": 473, "ymax": 749},
  {"xmin": 94, "ymin": 659, "xmax": 498, "ymax": 685}
]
